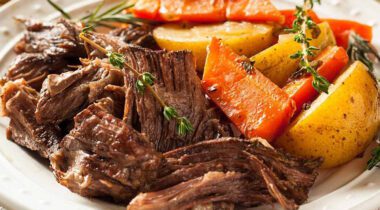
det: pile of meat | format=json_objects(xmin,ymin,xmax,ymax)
[{"xmin": 0, "ymin": 19, "xmax": 322, "ymax": 210}]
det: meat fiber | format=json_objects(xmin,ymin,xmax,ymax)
[
  {"xmin": 109, "ymin": 24, "xmax": 158, "ymax": 49},
  {"xmin": 137, "ymin": 138, "xmax": 322, "ymax": 210},
  {"xmin": 6, "ymin": 19, "xmax": 85, "ymax": 90},
  {"xmin": 51, "ymin": 99, "xmax": 162, "ymax": 202},
  {"xmin": 14, "ymin": 18, "xmax": 84, "ymax": 57},
  {"xmin": 35, "ymin": 58, "xmax": 123, "ymax": 124},
  {"xmin": 0, "ymin": 79, "xmax": 62, "ymax": 158},
  {"xmin": 120, "ymin": 45, "xmax": 231, "ymax": 152},
  {"xmin": 127, "ymin": 171, "xmax": 272, "ymax": 210}
]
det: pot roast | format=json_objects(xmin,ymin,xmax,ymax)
[{"xmin": 0, "ymin": 19, "xmax": 323, "ymax": 210}]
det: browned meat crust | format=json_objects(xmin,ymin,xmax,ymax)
[
  {"xmin": 51, "ymin": 99, "xmax": 162, "ymax": 202},
  {"xmin": 1, "ymin": 79, "xmax": 62, "ymax": 158}
]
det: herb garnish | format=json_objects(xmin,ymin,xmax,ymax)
[
  {"xmin": 286, "ymin": 0, "xmax": 330, "ymax": 93},
  {"xmin": 368, "ymin": 145, "xmax": 380, "ymax": 170},
  {"xmin": 47, "ymin": 0, "xmax": 146, "ymax": 29},
  {"xmin": 47, "ymin": 0, "xmax": 71, "ymax": 19},
  {"xmin": 79, "ymin": 32, "xmax": 193, "ymax": 136},
  {"xmin": 347, "ymin": 32, "xmax": 380, "ymax": 72}
]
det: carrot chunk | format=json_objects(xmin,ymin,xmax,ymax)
[
  {"xmin": 158, "ymin": 0, "xmax": 184, "ymax": 21},
  {"xmin": 202, "ymin": 38, "xmax": 295, "ymax": 141},
  {"xmin": 181, "ymin": 0, "xmax": 226, "ymax": 22},
  {"xmin": 227, "ymin": 0, "xmax": 284, "ymax": 24},
  {"xmin": 323, "ymin": 19, "xmax": 372, "ymax": 49},
  {"xmin": 283, "ymin": 46, "xmax": 349, "ymax": 114},
  {"xmin": 133, "ymin": 0, "xmax": 161, "ymax": 20}
]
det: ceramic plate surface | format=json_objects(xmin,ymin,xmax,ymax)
[{"xmin": 0, "ymin": 0, "xmax": 379, "ymax": 210}]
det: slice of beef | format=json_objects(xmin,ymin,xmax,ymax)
[
  {"xmin": 127, "ymin": 172, "xmax": 273, "ymax": 210},
  {"xmin": 35, "ymin": 59, "xmax": 123, "ymax": 124},
  {"xmin": 14, "ymin": 18, "xmax": 84, "ymax": 57},
  {"xmin": 109, "ymin": 24, "xmax": 158, "ymax": 49},
  {"xmin": 120, "ymin": 45, "xmax": 231, "ymax": 152},
  {"xmin": 7, "ymin": 19, "xmax": 85, "ymax": 90},
  {"xmin": 129, "ymin": 137, "xmax": 322, "ymax": 210},
  {"xmin": 5, "ymin": 53, "xmax": 69, "ymax": 90},
  {"xmin": 51, "ymin": 100, "xmax": 162, "ymax": 202},
  {"xmin": 0, "ymin": 79, "xmax": 62, "ymax": 158},
  {"xmin": 158, "ymin": 138, "xmax": 321, "ymax": 206}
]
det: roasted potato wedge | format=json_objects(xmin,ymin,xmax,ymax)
[
  {"xmin": 275, "ymin": 61, "xmax": 380, "ymax": 168},
  {"xmin": 153, "ymin": 21, "xmax": 275, "ymax": 70},
  {"xmin": 251, "ymin": 22, "xmax": 336, "ymax": 87}
]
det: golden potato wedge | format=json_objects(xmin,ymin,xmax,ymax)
[
  {"xmin": 153, "ymin": 22, "xmax": 275, "ymax": 70},
  {"xmin": 251, "ymin": 22, "xmax": 336, "ymax": 87},
  {"xmin": 275, "ymin": 61, "xmax": 380, "ymax": 168}
]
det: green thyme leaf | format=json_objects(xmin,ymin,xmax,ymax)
[
  {"xmin": 107, "ymin": 52, "xmax": 125, "ymax": 69},
  {"xmin": 177, "ymin": 117, "xmax": 194, "ymax": 136},
  {"xmin": 312, "ymin": 74, "xmax": 330, "ymax": 93},
  {"xmin": 163, "ymin": 106, "xmax": 178, "ymax": 121},
  {"xmin": 141, "ymin": 72, "xmax": 155, "ymax": 86},
  {"xmin": 136, "ymin": 80, "xmax": 146, "ymax": 93}
]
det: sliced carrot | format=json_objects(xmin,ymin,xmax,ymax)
[
  {"xmin": 283, "ymin": 46, "xmax": 349, "ymax": 114},
  {"xmin": 281, "ymin": 9, "xmax": 321, "ymax": 28},
  {"xmin": 158, "ymin": 0, "xmax": 184, "ymax": 21},
  {"xmin": 226, "ymin": 0, "xmax": 248, "ymax": 20},
  {"xmin": 202, "ymin": 38, "xmax": 296, "ymax": 141},
  {"xmin": 243, "ymin": 0, "xmax": 285, "ymax": 24},
  {"xmin": 181, "ymin": 0, "xmax": 226, "ymax": 22},
  {"xmin": 133, "ymin": 0, "xmax": 161, "ymax": 20},
  {"xmin": 228, "ymin": 0, "xmax": 285, "ymax": 24},
  {"xmin": 324, "ymin": 19, "xmax": 372, "ymax": 49}
]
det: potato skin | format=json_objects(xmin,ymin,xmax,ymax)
[
  {"xmin": 275, "ymin": 61, "xmax": 380, "ymax": 168},
  {"xmin": 153, "ymin": 22, "xmax": 275, "ymax": 70},
  {"xmin": 251, "ymin": 22, "xmax": 336, "ymax": 87}
]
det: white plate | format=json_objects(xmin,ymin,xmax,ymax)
[{"xmin": 0, "ymin": 0, "xmax": 379, "ymax": 210}]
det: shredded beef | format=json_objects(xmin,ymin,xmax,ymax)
[
  {"xmin": 0, "ymin": 79, "xmax": 62, "ymax": 158},
  {"xmin": 35, "ymin": 59, "xmax": 123, "ymax": 124},
  {"xmin": 109, "ymin": 24, "xmax": 158, "ymax": 49},
  {"xmin": 51, "ymin": 99, "xmax": 162, "ymax": 202},
  {"xmin": 120, "ymin": 45, "xmax": 231, "ymax": 152},
  {"xmin": 6, "ymin": 19, "xmax": 85, "ymax": 90}
]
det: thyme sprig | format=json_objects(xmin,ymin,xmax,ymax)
[
  {"xmin": 347, "ymin": 32, "xmax": 380, "ymax": 72},
  {"xmin": 79, "ymin": 33, "xmax": 193, "ymax": 136},
  {"xmin": 47, "ymin": 0, "xmax": 145, "ymax": 29},
  {"xmin": 287, "ymin": 0, "xmax": 330, "ymax": 93}
]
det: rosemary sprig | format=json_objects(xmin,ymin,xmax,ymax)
[
  {"xmin": 47, "ymin": 0, "xmax": 145, "ymax": 30},
  {"xmin": 47, "ymin": 0, "xmax": 72, "ymax": 19},
  {"xmin": 79, "ymin": 33, "xmax": 193, "ymax": 136},
  {"xmin": 287, "ymin": 0, "xmax": 330, "ymax": 93},
  {"xmin": 347, "ymin": 32, "xmax": 380, "ymax": 72}
]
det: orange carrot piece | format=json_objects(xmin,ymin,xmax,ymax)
[
  {"xmin": 135, "ymin": 0, "xmax": 284, "ymax": 23},
  {"xmin": 227, "ymin": 0, "xmax": 285, "ymax": 24},
  {"xmin": 202, "ymin": 38, "xmax": 296, "ymax": 141},
  {"xmin": 283, "ymin": 46, "xmax": 349, "ymax": 114},
  {"xmin": 243, "ymin": 0, "xmax": 285, "ymax": 24},
  {"xmin": 281, "ymin": 9, "xmax": 321, "ymax": 28},
  {"xmin": 226, "ymin": 0, "xmax": 248, "ymax": 20},
  {"xmin": 133, "ymin": 0, "xmax": 161, "ymax": 20},
  {"xmin": 181, "ymin": 0, "xmax": 226, "ymax": 22},
  {"xmin": 158, "ymin": 0, "xmax": 184, "ymax": 21},
  {"xmin": 324, "ymin": 19, "xmax": 372, "ymax": 49}
]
